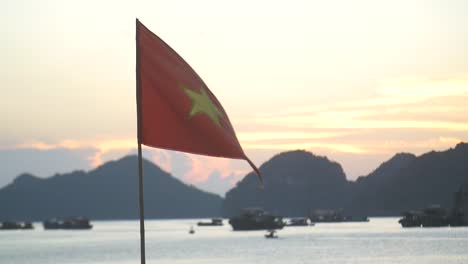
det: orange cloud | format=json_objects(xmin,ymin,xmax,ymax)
[
  {"xmin": 12, "ymin": 138, "xmax": 249, "ymax": 185},
  {"xmin": 15, "ymin": 141, "xmax": 56, "ymax": 150},
  {"xmin": 88, "ymin": 139, "xmax": 137, "ymax": 167},
  {"xmin": 15, "ymin": 140, "xmax": 86, "ymax": 150},
  {"xmin": 148, "ymin": 149, "xmax": 173, "ymax": 174},
  {"xmin": 237, "ymin": 131, "xmax": 349, "ymax": 142},
  {"xmin": 248, "ymin": 75, "xmax": 468, "ymax": 131},
  {"xmin": 378, "ymin": 76, "xmax": 468, "ymax": 100},
  {"xmin": 182, "ymin": 155, "xmax": 248, "ymax": 183},
  {"xmin": 252, "ymin": 110, "xmax": 468, "ymax": 131},
  {"xmin": 244, "ymin": 142, "xmax": 368, "ymax": 154}
]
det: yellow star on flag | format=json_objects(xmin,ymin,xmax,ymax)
[{"xmin": 180, "ymin": 84, "xmax": 223, "ymax": 126}]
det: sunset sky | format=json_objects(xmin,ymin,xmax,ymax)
[{"xmin": 2, "ymin": 0, "xmax": 468, "ymax": 195}]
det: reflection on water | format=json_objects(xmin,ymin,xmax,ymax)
[{"xmin": 2, "ymin": 218, "xmax": 468, "ymax": 264}]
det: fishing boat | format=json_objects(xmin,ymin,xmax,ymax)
[
  {"xmin": 286, "ymin": 218, "xmax": 310, "ymax": 226},
  {"xmin": 0, "ymin": 221, "xmax": 33, "ymax": 230},
  {"xmin": 43, "ymin": 217, "xmax": 92, "ymax": 230},
  {"xmin": 229, "ymin": 208, "xmax": 285, "ymax": 231},
  {"xmin": 197, "ymin": 218, "xmax": 223, "ymax": 226}
]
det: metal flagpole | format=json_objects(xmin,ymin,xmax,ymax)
[{"xmin": 135, "ymin": 18, "xmax": 146, "ymax": 264}]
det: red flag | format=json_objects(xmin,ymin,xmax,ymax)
[{"xmin": 136, "ymin": 19, "xmax": 260, "ymax": 178}]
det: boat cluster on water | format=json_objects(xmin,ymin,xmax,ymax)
[
  {"xmin": 399, "ymin": 184, "xmax": 468, "ymax": 228},
  {"xmin": 309, "ymin": 209, "xmax": 369, "ymax": 223},
  {"xmin": 4, "ymin": 184, "xmax": 466, "ymax": 233},
  {"xmin": 0, "ymin": 217, "xmax": 93, "ymax": 230},
  {"xmin": 226, "ymin": 208, "xmax": 368, "ymax": 231},
  {"xmin": 189, "ymin": 208, "xmax": 368, "ymax": 238}
]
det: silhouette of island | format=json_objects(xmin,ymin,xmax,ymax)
[
  {"xmin": 0, "ymin": 156, "xmax": 222, "ymax": 220},
  {"xmin": 1, "ymin": 143, "xmax": 467, "ymax": 220},
  {"xmin": 223, "ymin": 142, "xmax": 468, "ymax": 217},
  {"xmin": 346, "ymin": 142, "xmax": 468, "ymax": 216}
]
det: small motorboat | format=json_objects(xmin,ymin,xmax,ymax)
[
  {"xmin": 264, "ymin": 229, "xmax": 278, "ymax": 238},
  {"xmin": 189, "ymin": 226, "xmax": 195, "ymax": 234}
]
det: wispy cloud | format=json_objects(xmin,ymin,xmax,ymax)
[
  {"xmin": 5, "ymin": 138, "xmax": 248, "ymax": 192},
  {"xmin": 244, "ymin": 142, "xmax": 368, "ymax": 154},
  {"xmin": 237, "ymin": 131, "xmax": 350, "ymax": 141},
  {"xmin": 10, "ymin": 138, "xmax": 136, "ymax": 168},
  {"xmin": 181, "ymin": 154, "xmax": 248, "ymax": 183},
  {"xmin": 378, "ymin": 76, "xmax": 468, "ymax": 100},
  {"xmin": 14, "ymin": 140, "xmax": 85, "ymax": 150},
  {"xmin": 239, "ymin": 75, "xmax": 468, "ymax": 154}
]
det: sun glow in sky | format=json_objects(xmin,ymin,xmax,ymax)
[{"xmin": 1, "ymin": 0, "xmax": 468, "ymax": 195}]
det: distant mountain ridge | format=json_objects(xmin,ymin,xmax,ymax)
[
  {"xmin": 345, "ymin": 153, "xmax": 417, "ymax": 215},
  {"xmin": 347, "ymin": 142, "xmax": 468, "ymax": 215},
  {"xmin": 222, "ymin": 143, "xmax": 468, "ymax": 217},
  {"xmin": 0, "ymin": 156, "xmax": 222, "ymax": 221},
  {"xmin": 2, "ymin": 143, "xmax": 467, "ymax": 220}
]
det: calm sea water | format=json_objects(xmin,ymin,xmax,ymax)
[{"xmin": 1, "ymin": 218, "xmax": 468, "ymax": 264}]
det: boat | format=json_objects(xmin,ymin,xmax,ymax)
[
  {"xmin": 22, "ymin": 222, "xmax": 33, "ymax": 229},
  {"xmin": 399, "ymin": 205, "xmax": 450, "ymax": 228},
  {"xmin": 43, "ymin": 217, "xmax": 92, "ymax": 230},
  {"xmin": 197, "ymin": 218, "xmax": 223, "ymax": 226},
  {"xmin": 345, "ymin": 216, "xmax": 370, "ymax": 222},
  {"xmin": 309, "ymin": 209, "xmax": 369, "ymax": 223},
  {"xmin": 398, "ymin": 211, "xmax": 423, "ymax": 227},
  {"xmin": 420, "ymin": 205, "xmax": 449, "ymax": 227},
  {"xmin": 286, "ymin": 218, "xmax": 310, "ymax": 226},
  {"xmin": 265, "ymin": 229, "xmax": 278, "ymax": 238},
  {"xmin": 0, "ymin": 221, "xmax": 34, "ymax": 230},
  {"xmin": 228, "ymin": 208, "xmax": 285, "ymax": 231},
  {"xmin": 449, "ymin": 184, "xmax": 468, "ymax": 226}
]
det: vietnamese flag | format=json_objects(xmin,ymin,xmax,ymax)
[{"xmin": 136, "ymin": 19, "xmax": 260, "ymax": 178}]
